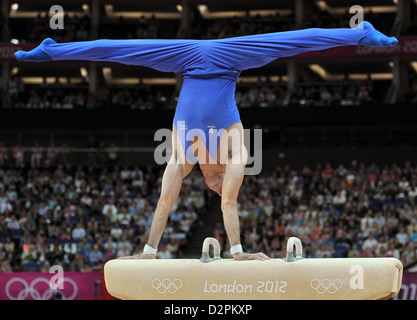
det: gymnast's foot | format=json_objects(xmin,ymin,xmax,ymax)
[
  {"xmin": 14, "ymin": 38, "xmax": 55, "ymax": 62},
  {"xmin": 358, "ymin": 21, "xmax": 398, "ymax": 47}
]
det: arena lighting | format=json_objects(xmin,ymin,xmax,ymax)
[
  {"xmin": 236, "ymin": 75, "xmax": 288, "ymax": 84},
  {"xmin": 102, "ymin": 67, "xmax": 112, "ymax": 82},
  {"xmin": 349, "ymin": 73, "xmax": 392, "ymax": 80},
  {"xmin": 309, "ymin": 64, "xmax": 327, "ymax": 78},
  {"xmin": 20, "ymin": 77, "xmax": 43, "ymax": 84},
  {"xmin": 315, "ymin": 1, "xmax": 396, "ymax": 14},
  {"xmin": 9, "ymin": 4, "xmax": 92, "ymax": 18},
  {"xmin": 176, "ymin": 4, "xmax": 183, "ymax": 12},
  {"xmin": 20, "ymin": 77, "xmax": 84, "ymax": 84},
  {"xmin": 309, "ymin": 64, "xmax": 392, "ymax": 81},
  {"xmin": 108, "ymin": 77, "xmax": 177, "ymax": 85},
  {"xmin": 141, "ymin": 78, "xmax": 177, "ymax": 85},
  {"xmin": 101, "ymin": 66, "xmax": 177, "ymax": 84},
  {"xmin": 104, "ymin": 4, "xmax": 113, "ymax": 16},
  {"xmin": 197, "ymin": 3, "xmax": 289, "ymax": 19},
  {"xmin": 308, "ymin": 64, "xmax": 343, "ymax": 80},
  {"xmin": 198, "ymin": 4, "xmax": 209, "ymax": 15},
  {"xmin": 80, "ymin": 67, "xmax": 88, "ymax": 78},
  {"xmin": 197, "ymin": 7, "xmax": 289, "ymax": 19},
  {"xmin": 315, "ymin": 1, "xmax": 330, "ymax": 12},
  {"xmin": 104, "ymin": 3, "xmax": 180, "ymax": 19}
]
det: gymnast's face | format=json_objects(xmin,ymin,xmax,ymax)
[{"xmin": 206, "ymin": 175, "xmax": 224, "ymax": 196}]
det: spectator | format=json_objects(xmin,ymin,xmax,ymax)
[
  {"xmin": 70, "ymin": 253, "xmax": 89, "ymax": 272},
  {"xmin": 396, "ymin": 226, "xmax": 409, "ymax": 246},
  {"xmin": 110, "ymin": 222, "xmax": 123, "ymax": 240},
  {"xmin": 71, "ymin": 221, "xmax": 86, "ymax": 240},
  {"xmin": 7, "ymin": 215, "xmax": 20, "ymax": 231},
  {"xmin": 362, "ymin": 231, "xmax": 378, "ymax": 252},
  {"xmin": 88, "ymin": 244, "xmax": 103, "ymax": 269},
  {"xmin": 20, "ymin": 244, "xmax": 38, "ymax": 268},
  {"xmin": 63, "ymin": 238, "xmax": 77, "ymax": 256},
  {"xmin": 11, "ymin": 144, "xmax": 24, "ymax": 168},
  {"xmin": 157, "ymin": 244, "xmax": 173, "ymax": 259},
  {"xmin": 0, "ymin": 141, "xmax": 8, "ymax": 167},
  {"xmin": 360, "ymin": 246, "xmax": 375, "ymax": 258},
  {"xmin": 117, "ymin": 235, "xmax": 133, "ymax": 255},
  {"xmin": 30, "ymin": 143, "xmax": 43, "ymax": 168},
  {"xmin": 102, "ymin": 198, "xmax": 118, "ymax": 223}
]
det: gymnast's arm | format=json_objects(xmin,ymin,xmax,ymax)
[
  {"xmin": 210, "ymin": 21, "xmax": 398, "ymax": 71},
  {"xmin": 14, "ymin": 38, "xmax": 201, "ymax": 73}
]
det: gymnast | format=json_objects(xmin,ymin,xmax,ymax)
[{"xmin": 15, "ymin": 21, "xmax": 397, "ymax": 261}]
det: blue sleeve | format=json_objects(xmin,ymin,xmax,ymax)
[
  {"xmin": 208, "ymin": 26, "xmax": 371, "ymax": 71},
  {"xmin": 39, "ymin": 39, "xmax": 203, "ymax": 73}
]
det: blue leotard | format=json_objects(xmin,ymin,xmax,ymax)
[{"xmin": 15, "ymin": 22, "xmax": 397, "ymax": 163}]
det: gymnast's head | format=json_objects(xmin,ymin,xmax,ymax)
[{"xmin": 199, "ymin": 164, "xmax": 224, "ymax": 196}]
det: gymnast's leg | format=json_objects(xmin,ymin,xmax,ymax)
[
  {"xmin": 119, "ymin": 125, "xmax": 194, "ymax": 259},
  {"xmin": 211, "ymin": 21, "xmax": 398, "ymax": 71},
  {"xmin": 14, "ymin": 38, "xmax": 201, "ymax": 73}
]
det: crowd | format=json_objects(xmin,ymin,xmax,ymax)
[
  {"xmin": 8, "ymin": 79, "xmax": 175, "ymax": 110},
  {"xmin": 9, "ymin": 13, "xmax": 178, "ymax": 44},
  {"xmin": 9, "ymin": 77, "xmax": 392, "ymax": 110},
  {"xmin": 6, "ymin": 5, "xmax": 398, "ymax": 44},
  {"xmin": 4, "ymin": 8, "xmax": 406, "ymax": 110},
  {"xmin": 5, "ymin": 6, "xmax": 411, "ymax": 110},
  {"xmin": 235, "ymin": 82, "xmax": 287, "ymax": 108},
  {"xmin": 235, "ymin": 79, "xmax": 387, "ymax": 108},
  {"xmin": 288, "ymin": 81, "xmax": 382, "ymax": 107},
  {"xmin": 9, "ymin": 13, "xmax": 92, "ymax": 44},
  {"xmin": 8, "ymin": 78, "xmax": 88, "ymax": 110},
  {"xmin": 0, "ymin": 142, "xmax": 210, "ymax": 272},
  {"xmin": 214, "ymin": 160, "xmax": 417, "ymax": 268},
  {"xmin": 193, "ymin": 9, "xmax": 394, "ymax": 40},
  {"xmin": 1, "ymin": 139, "xmax": 417, "ymax": 271}
]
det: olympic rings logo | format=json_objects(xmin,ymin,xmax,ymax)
[
  {"xmin": 151, "ymin": 279, "xmax": 182, "ymax": 294},
  {"xmin": 5, "ymin": 277, "xmax": 78, "ymax": 300},
  {"xmin": 310, "ymin": 279, "xmax": 343, "ymax": 294}
]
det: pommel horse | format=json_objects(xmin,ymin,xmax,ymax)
[{"xmin": 104, "ymin": 237, "xmax": 403, "ymax": 300}]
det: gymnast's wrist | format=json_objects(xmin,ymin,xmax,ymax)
[
  {"xmin": 230, "ymin": 244, "xmax": 243, "ymax": 256},
  {"xmin": 143, "ymin": 244, "xmax": 157, "ymax": 255}
]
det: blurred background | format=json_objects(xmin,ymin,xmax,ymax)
[{"xmin": 0, "ymin": 0, "xmax": 416, "ymax": 300}]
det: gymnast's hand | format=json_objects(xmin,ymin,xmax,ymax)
[
  {"xmin": 117, "ymin": 252, "xmax": 156, "ymax": 259},
  {"xmin": 232, "ymin": 252, "xmax": 270, "ymax": 261}
]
